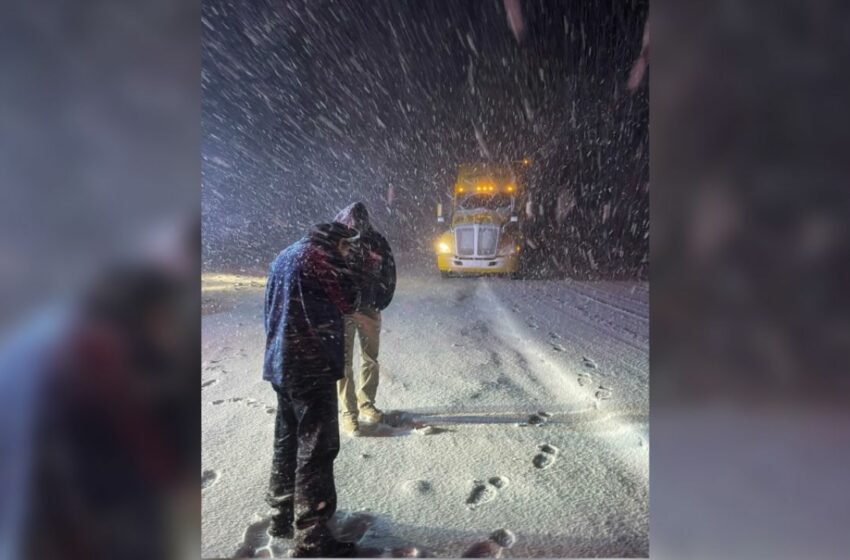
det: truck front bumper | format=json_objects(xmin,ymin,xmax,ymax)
[{"xmin": 436, "ymin": 253, "xmax": 519, "ymax": 274}]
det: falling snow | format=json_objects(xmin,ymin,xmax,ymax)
[
  {"xmin": 202, "ymin": 1, "xmax": 649, "ymax": 557},
  {"xmin": 202, "ymin": 1, "xmax": 648, "ymax": 277}
]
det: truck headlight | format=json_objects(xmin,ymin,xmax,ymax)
[
  {"xmin": 437, "ymin": 241, "xmax": 452, "ymax": 254},
  {"xmin": 498, "ymin": 240, "xmax": 518, "ymax": 256}
]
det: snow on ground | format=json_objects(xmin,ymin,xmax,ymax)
[{"xmin": 202, "ymin": 256, "xmax": 649, "ymax": 558}]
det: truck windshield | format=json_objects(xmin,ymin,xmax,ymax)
[{"xmin": 458, "ymin": 194, "xmax": 512, "ymax": 211}]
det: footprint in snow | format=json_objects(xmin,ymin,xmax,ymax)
[
  {"xmin": 203, "ymin": 363, "xmax": 223, "ymax": 373},
  {"xmin": 466, "ymin": 476, "xmax": 510, "ymax": 509},
  {"xmin": 211, "ymin": 397, "xmax": 272, "ymax": 412},
  {"xmin": 232, "ymin": 515, "xmax": 288, "ymax": 558},
  {"xmin": 462, "ymin": 529, "xmax": 516, "ymax": 558},
  {"xmin": 577, "ymin": 372, "xmax": 592, "ymax": 387},
  {"xmin": 466, "ymin": 477, "xmax": 509, "ymax": 509},
  {"xmin": 400, "ymin": 479, "xmax": 433, "ymax": 496},
  {"xmin": 526, "ymin": 411, "xmax": 550, "ymax": 426},
  {"xmin": 466, "ymin": 482, "xmax": 497, "ymax": 508},
  {"xmin": 202, "ymin": 379, "xmax": 218, "ymax": 388},
  {"xmin": 551, "ymin": 343, "xmax": 566, "ymax": 352},
  {"xmin": 329, "ymin": 512, "xmax": 424, "ymax": 558},
  {"xmin": 462, "ymin": 540, "xmax": 503, "ymax": 558},
  {"xmin": 489, "ymin": 529, "xmax": 516, "ymax": 548},
  {"xmin": 413, "ymin": 424, "xmax": 442, "ymax": 436},
  {"xmin": 330, "ymin": 511, "xmax": 376, "ymax": 542},
  {"xmin": 548, "ymin": 331, "xmax": 562, "ymax": 340},
  {"xmin": 532, "ymin": 443, "xmax": 560, "ymax": 470},
  {"xmin": 243, "ymin": 398, "xmax": 262, "ymax": 409},
  {"xmin": 595, "ymin": 385, "xmax": 612, "ymax": 400},
  {"xmin": 581, "ymin": 356, "xmax": 598, "ymax": 369},
  {"xmin": 201, "ymin": 469, "xmax": 218, "ymax": 490}
]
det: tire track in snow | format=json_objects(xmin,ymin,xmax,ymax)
[
  {"xmin": 475, "ymin": 280, "xmax": 649, "ymax": 481},
  {"xmin": 565, "ymin": 282, "xmax": 649, "ymax": 321},
  {"xmin": 499, "ymin": 286, "xmax": 648, "ymax": 378}
]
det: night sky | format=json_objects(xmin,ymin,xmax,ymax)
[{"xmin": 202, "ymin": 0, "xmax": 648, "ymax": 276}]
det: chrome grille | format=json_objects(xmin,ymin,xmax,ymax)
[
  {"xmin": 455, "ymin": 226, "xmax": 475, "ymax": 256},
  {"xmin": 477, "ymin": 226, "xmax": 499, "ymax": 257},
  {"xmin": 454, "ymin": 225, "xmax": 500, "ymax": 257}
]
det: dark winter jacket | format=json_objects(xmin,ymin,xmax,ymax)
[
  {"xmin": 334, "ymin": 202, "xmax": 396, "ymax": 311},
  {"xmin": 263, "ymin": 223, "xmax": 360, "ymax": 388}
]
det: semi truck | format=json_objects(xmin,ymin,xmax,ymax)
[{"xmin": 434, "ymin": 162, "xmax": 526, "ymax": 277}]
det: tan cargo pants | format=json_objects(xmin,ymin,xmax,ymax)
[{"xmin": 337, "ymin": 309, "xmax": 381, "ymax": 415}]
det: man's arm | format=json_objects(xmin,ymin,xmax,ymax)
[
  {"xmin": 377, "ymin": 235, "xmax": 396, "ymax": 310},
  {"xmin": 313, "ymin": 248, "xmax": 357, "ymax": 315},
  {"xmin": 264, "ymin": 262, "xmax": 277, "ymax": 335}
]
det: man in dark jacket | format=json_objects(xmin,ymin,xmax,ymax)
[
  {"xmin": 263, "ymin": 222, "xmax": 361, "ymax": 557},
  {"xmin": 333, "ymin": 203, "xmax": 396, "ymax": 435}
]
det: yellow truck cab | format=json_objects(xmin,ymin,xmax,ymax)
[{"xmin": 434, "ymin": 162, "xmax": 525, "ymax": 277}]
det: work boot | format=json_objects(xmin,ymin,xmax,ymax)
[
  {"xmin": 359, "ymin": 403, "xmax": 384, "ymax": 424},
  {"xmin": 267, "ymin": 498, "xmax": 295, "ymax": 539},
  {"xmin": 340, "ymin": 412, "xmax": 361, "ymax": 436},
  {"xmin": 269, "ymin": 512, "xmax": 294, "ymax": 539},
  {"xmin": 292, "ymin": 538, "xmax": 356, "ymax": 558}
]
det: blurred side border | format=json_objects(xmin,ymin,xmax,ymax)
[
  {"xmin": 651, "ymin": 1, "xmax": 850, "ymax": 558},
  {"xmin": 1, "ymin": 0, "xmax": 849, "ymax": 558},
  {"xmin": 0, "ymin": 0, "xmax": 200, "ymax": 559}
]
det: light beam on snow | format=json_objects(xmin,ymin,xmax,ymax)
[{"xmin": 479, "ymin": 280, "xmax": 649, "ymax": 480}]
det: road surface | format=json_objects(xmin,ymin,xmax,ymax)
[{"xmin": 201, "ymin": 257, "xmax": 649, "ymax": 558}]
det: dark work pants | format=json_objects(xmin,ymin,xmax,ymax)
[{"xmin": 267, "ymin": 376, "xmax": 340, "ymax": 546}]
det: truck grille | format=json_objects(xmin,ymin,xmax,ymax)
[
  {"xmin": 455, "ymin": 227, "xmax": 475, "ymax": 256},
  {"xmin": 477, "ymin": 226, "xmax": 499, "ymax": 257},
  {"xmin": 454, "ymin": 225, "xmax": 499, "ymax": 258}
]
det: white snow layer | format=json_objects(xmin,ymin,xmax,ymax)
[{"xmin": 202, "ymin": 257, "xmax": 649, "ymax": 558}]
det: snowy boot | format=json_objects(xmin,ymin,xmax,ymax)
[
  {"xmin": 292, "ymin": 537, "xmax": 356, "ymax": 558},
  {"xmin": 340, "ymin": 412, "xmax": 361, "ymax": 437},
  {"xmin": 267, "ymin": 495, "xmax": 295, "ymax": 539},
  {"xmin": 269, "ymin": 511, "xmax": 294, "ymax": 539},
  {"xmin": 358, "ymin": 403, "xmax": 384, "ymax": 424}
]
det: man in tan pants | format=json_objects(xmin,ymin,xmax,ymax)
[
  {"xmin": 339, "ymin": 309, "xmax": 382, "ymax": 428},
  {"xmin": 334, "ymin": 202, "xmax": 396, "ymax": 436}
]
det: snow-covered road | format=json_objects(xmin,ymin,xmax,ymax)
[{"xmin": 202, "ymin": 259, "xmax": 649, "ymax": 558}]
